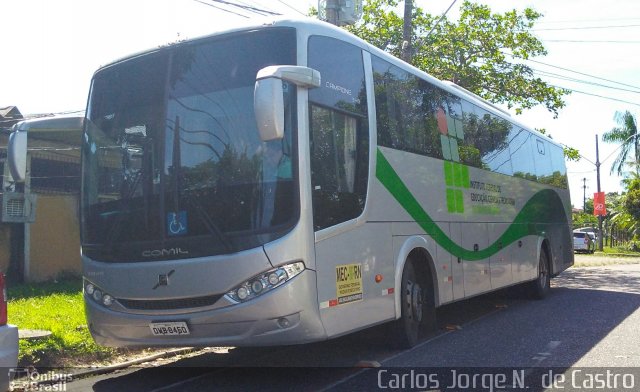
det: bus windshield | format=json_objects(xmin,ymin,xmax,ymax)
[{"xmin": 81, "ymin": 28, "xmax": 298, "ymax": 262}]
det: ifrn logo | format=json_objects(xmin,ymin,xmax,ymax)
[{"xmin": 8, "ymin": 367, "xmax": 73, "ymax": 391}]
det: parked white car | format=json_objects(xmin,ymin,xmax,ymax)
[
  {"xmin": 0, "ymin": 274, "xmax": 18, "ymax": 392},
  {"xmin": 573, "ymin": 231, "xmax": 595, "ymax": 253}
]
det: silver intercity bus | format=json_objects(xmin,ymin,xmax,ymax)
[{"xmin": 60, "ymin": 18, "xmax": 571, "ymax": 348}]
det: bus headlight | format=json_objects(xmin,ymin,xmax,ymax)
[
  {"xmin": 84, "ymin": 278, "xmax": 115, "ymax": 308},
  {"xmin": 225, "ymin": 262, "xmax": 305, "ymax": 303}
]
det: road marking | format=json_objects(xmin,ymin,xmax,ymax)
[
  {"xmin": 149, "ymin": 370, "xmax": 218, "ymax": 392},
  {"xmin": 320, "ymin": 304, "xmax": 510, "ymax": 392},
  {"xmin": 530, "ymin": 340, "xmax": 561, "ymax": 366},
  {"xmin": 523, "ymin": 340, "xmax": 562, "ymax": 378}
]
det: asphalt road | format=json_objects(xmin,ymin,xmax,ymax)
[{"xmin": 65, "ymin": 261, "xmax": 640, "ymax": 391}]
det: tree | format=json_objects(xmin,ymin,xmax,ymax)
[
  {"xmin": 346, "ymin": 0, "xmax": 570, "ymax": 117},
  {"xmin": 602, "ymin": 111, "xmax": 639, "ymax": 176},
  {"xmin": 622, "ymin": 175, "xmax": 640, "ymax": 222}
]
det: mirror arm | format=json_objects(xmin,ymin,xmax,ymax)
[{"xmin": 256, "ymin": 66, "xmax": 321, "ymax": 88}]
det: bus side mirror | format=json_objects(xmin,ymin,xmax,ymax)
[
  {"xmin": 8, "ymin": 128, "xmax": 27, "ymax": 183},
  {"xmin": 254, "ymin": 65, "xmax": 321, "ymax": 141}
]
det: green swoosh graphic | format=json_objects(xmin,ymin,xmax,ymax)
[{"xmin": 376, "ymin": 149, "xmax": 568, "ymax": 261}]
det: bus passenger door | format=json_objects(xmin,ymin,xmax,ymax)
[
  {"xmin": 309, "ymin": 104, "xmax": 394, "ymax": 336},
  {"xmin": 488, "ymin": 223, "xmax": 513, "ymax": 289}
]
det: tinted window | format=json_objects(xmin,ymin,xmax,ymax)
[
  {"xmin": 82, "ymin": 28, "xmax": 299, "ymax": 261},
  {"xmin": 509, "ymin": 128, "xmax": 537, "ymax": 181},
  {"xmin": 549, "ymin": 143, "xmax": 568, "ymax": 188},
  {"xmin": 372, "ymin": 56, "xmax": 443, "ymax": 159},
  {"xmin": 309, "ymin": 36, "xmax": 367, "ymax": 116},
  {"xmin": 533, "ymin": 138, "xmax": 554, "ymax": 181},
  {"xmin": 309, "ymin": 36, "xmax": 369, "ymax": 231}
]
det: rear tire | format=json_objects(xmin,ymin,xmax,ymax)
[
  {"xmin": 392, "ymin": 259, "xmax": 436, "ymax": 348},
  {"xmin": 528, "ymin": 249, "xmax": 550, "ymax": 299}
]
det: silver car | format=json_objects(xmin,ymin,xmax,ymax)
[{"xmin": 573, "ymin": 231, "xmax": 595, "ymax": 253}]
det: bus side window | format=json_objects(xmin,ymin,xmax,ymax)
[
  {"xmin": 509, "ymin": 127, "xmax": 537, "ymax": 181},
  {"xmin": 308, "ymin": 36, "xmax": 369, "ymax": 231},
  {"xmin": 549, "ymin": 144, "xmax": 568, "ymax": 188}
]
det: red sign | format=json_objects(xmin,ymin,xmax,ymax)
[{"xmin": 593, "ymin": 192, "xmax": 606, "ymax": 216}]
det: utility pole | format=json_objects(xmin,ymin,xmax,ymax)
[
  {"xmin": 402, "ymin": 0, "xmax": 413, "ymax": 63},
  {"xmin": 595, "ymin": 134, "xmax": 604, "ymax": 251},
  {"xmin": 326, "ymin": 0, "xmax": 339, "ymax": 25},
  {"xmin": 582, "ymin": 177, "xmax": 587, "ymax": 212}
]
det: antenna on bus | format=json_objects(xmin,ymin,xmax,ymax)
[
  {"xmin": 442, "ymin": 81, "xmax": 511, "ymax": 117},
  {"xmin": 318, "ymin": 0, "xmax": 363, "ymax": 26}
]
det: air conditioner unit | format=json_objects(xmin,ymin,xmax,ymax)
[
  {"xmin": 318, "ymin": 0, "xmax": 363, "ymax": 26},
  {"xmin": 1, "ymin": 192, "xmax": 37, "ymax": 223}
]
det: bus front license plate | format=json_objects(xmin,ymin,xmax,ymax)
[{"xmin": 149, "ymin": 322, "xmax": 190, "ymax": 336}]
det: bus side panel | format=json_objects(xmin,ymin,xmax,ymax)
[
  {"xmin": 447, "ymin": 223, "xmax": 466, "ymax": 301},
  {"xmin": 459, "ymin": 222, "xmax": 491, "ymax": 297},
  {"xmin": 315, "ymin": 222, "xmax": 395, "ymax": 338},
  {"xmin": 390, "ymin": 224, "xmax": 454, "ymax": 306},
  {"xmin": 511, "ymin": 234, "xmax": 539, "ymax": 283},
  {"xmin": 488, "ymin": 223, "xmax": 513, "ymax": 289}
]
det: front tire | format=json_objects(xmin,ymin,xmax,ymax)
[
  {"xmin": 528, "ymin": 250, "xmax": 550, "ymax": 299},
  {"xmin": 392, "ymin": 259, "xmax": 436, "ymax": 348}
]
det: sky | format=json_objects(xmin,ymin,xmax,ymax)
[{"xmin": 2, "ymin": 0, "xmax": 639, "ymax": 207}]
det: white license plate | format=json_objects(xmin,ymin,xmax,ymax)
[{"xmin": 149, "ymin": 322, "xmax": 190, "ymax": 336}]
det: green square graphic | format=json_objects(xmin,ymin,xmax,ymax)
[
  {"xmin": 449, "ymin": 137, "xmax": 460, "ymax": 162},
  {"xmin": 461, "ymin": 164, "xmax": 470, "ymax": 188},
  {"xmin": 455, "ymin": 189, "xmax": 464, "ymax": 213},
  {"xmin": 453, "ymin": 162, "xmax": 464, "ymax": 188},
  {"xmin": 440, "ymin": 134, "xmax": 452, "ymax": 161},
  {"xmin": 444, "ymin": 161, "xmax": 454, "ymax": 187},
  {"xmin": 446, "ymin": 188, "xmax": 456, "ymax": 213}
]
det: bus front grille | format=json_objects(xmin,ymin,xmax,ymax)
[{"xmin": 118, "ymin": 294, "xmax": 223, "ymax": 310}]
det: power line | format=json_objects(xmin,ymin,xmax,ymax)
[
  {"xmin": 536, "ymin": 17, "xmax": 640, "ymax": 25},
  {"xmin": 207, "ymin": 0, "xmax": 281, "ymax": 16},
  {"xmin": 192, "ymin": 0, "xmax": 250, "ymax": 18},
  {"xmin": 425, "ymin": 0, "xmax": 458, "ymax": 39},
  {"xmin": 275, "ymin": 0, "xmax": 307, "ymax": 16},
  {"xmin": 503, "ymin": 53, "xmax": 640, "ymax": 92},
  {"xmin": 544, "ymin": 39, "xmax": 640, "ymax": 44},
  {"xmin": 531, "ymin": 69, "xmax": 640, "ymax": 94},
  {"xmin": 534, "ymin": 24, "xmax": 640, "ymax": 31},
  {"xmin": 548, "ymin": 84, "xmax": 640, "ymax": 107}
]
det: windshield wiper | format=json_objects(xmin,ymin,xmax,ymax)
[{"xmin": 183, "ymin": 192, "xmax": 233, "ymax": 252}]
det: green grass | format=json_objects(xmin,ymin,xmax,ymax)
[
  {"xmin": 8, "ymin": 278, "xmax": 116, "ymax": 367},
  {"xmin": 594, "ymin": 246, "xmax": 640, "ymax": 257}
]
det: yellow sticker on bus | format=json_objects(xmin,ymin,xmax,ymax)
[{"xmin": 336, "ymin": 263, "xmax": 363, "ymax": 305}]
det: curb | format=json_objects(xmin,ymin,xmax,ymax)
[{"xmin": 68, "ymin": 347, "xmax": 198, "ymax": 381}]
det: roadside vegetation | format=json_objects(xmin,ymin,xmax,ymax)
[{"xmin": 8, "ymin": 277, "xmax": 117, "ymax": 367}]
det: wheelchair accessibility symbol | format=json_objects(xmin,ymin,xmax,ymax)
[{"xmin": 167, "ymin": 211, "xmax": 188, "ymax": 236}]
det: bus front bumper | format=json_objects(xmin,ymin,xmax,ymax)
[{"xmin": 85, "ymin": 270, "xmax": 326, "ymax": 347}]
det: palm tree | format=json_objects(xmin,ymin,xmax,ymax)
[{"xmin": 602, "ymin": 111, "xmax": 639, "ymax": 176}]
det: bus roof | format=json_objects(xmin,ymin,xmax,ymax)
[{"xmin": 94, "ymin": 16, "xmax": 560, "ymax": 149}]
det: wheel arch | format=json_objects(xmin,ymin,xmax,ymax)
[
  {"xmin": 537, "ymin": 236, "xmax": 553, "ymax": 274},
  {"xmin": 393, "ymin": 236, "xmax": 439, "ymax": 320}
]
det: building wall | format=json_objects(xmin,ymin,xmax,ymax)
[{"xmin": 28, "ymin": 194, "xmax": 81, "ymax": 282}]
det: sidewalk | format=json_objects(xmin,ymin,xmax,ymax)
[{"xmin": 573, "ymin": 253, "xmax": 640, "ymax": 267}]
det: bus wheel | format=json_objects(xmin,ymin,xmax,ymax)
[
  {"xmin": 392, "ymin": 259, "xmax": 435, "ymax": 348},
  {"xmin": 528, "ymin": 249, "xmax": 550, "ymax": 299}
]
